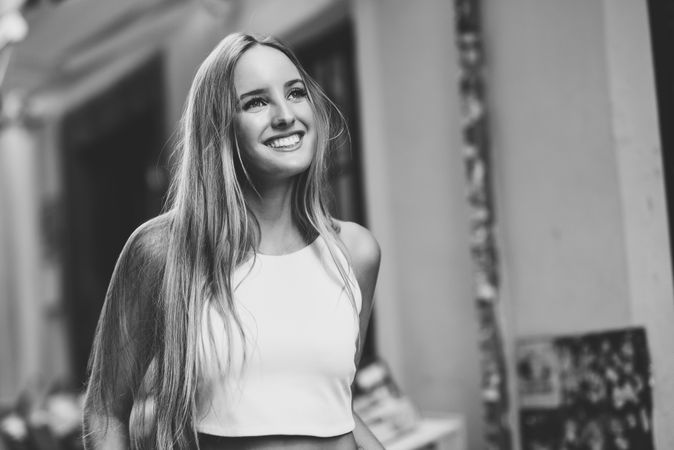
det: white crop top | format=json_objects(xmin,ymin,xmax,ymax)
[{"xmin": 195, "ymin": 235, "xmax": 362, "ymax": 437}]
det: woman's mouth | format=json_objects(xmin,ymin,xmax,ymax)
[{"xmin": 265, "ymin": 132, "xmax": 303, "ymax": 151}]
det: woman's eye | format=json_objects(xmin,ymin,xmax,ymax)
[
  {"xmin": 242, "ymin": 97, "xmax": 267, "ymax": 111},
  {"xmin": 288, "ymin": 88, "xmax": 308, "ymax": 101}
]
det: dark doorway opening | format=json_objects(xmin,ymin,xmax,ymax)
[
  {"xmin": 647, "ymin": 0, "xmax": 674, "ymax": 284},
  {"xmin": 61, "ymin": 55, "xmax": 168, "ymax": 384}
]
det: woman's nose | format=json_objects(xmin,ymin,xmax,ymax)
[{"xmin": 271, "ymin": 101, "xmax": 296, "ymax": 129}]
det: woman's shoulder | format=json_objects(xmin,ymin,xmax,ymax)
[
  {"xmin": 116, "ymin": 212, "xmax": 173, "ymax": 277},
  {"xmin": 332, "ymin": 219, "xmax": 381, "ymax": 275}
]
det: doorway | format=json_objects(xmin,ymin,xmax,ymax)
[
  {"xmin": 647, "ymin": 0, "xmax": 674, "ymax": 283},
  {"xmin": 61, "ymin": 54, "xmax": 167, "ymax": 384}
]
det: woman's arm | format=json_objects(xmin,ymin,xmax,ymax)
[
  {"xmin": 337, "ymin": 221, "xmax": 384, "ymax": 450},
  {"xmin": 353, "ymin": 412, "xmax": 384, "ymax": 450},
  {"xmin": 83, "ymin": 216, "xmax": 168, "ymax": 449}
]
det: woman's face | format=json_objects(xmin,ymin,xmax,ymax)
[{"xmin": 232, "ymin": 45, "xmax": 317, "ymax": 182}]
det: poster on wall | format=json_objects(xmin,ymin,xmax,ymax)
[{"xmin": 517, "ymin": 327, "xmax": 653, "ymax": 450}]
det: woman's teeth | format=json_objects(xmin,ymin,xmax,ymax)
[{"xmin": 267, "ymin": 134, "xmax": 301, "ymax": 149}]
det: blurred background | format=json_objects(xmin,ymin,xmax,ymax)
[{"xmin": 0, "ymin": 0, "xmax": 673, "ymax": 449}]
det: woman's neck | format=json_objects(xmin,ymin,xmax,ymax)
[{"xmin": 244, "ymin": 178, "xmax": 306, "ymax": 255}]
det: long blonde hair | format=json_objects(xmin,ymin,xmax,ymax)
[{"xmin": 85, "ymin": 33, "xmax": 359, "ymax": 449}]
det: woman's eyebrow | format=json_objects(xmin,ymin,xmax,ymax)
[
  {"xmin": 239, "ymin": 88, "xmax": 267, "ymax": 100},
  {"xmin": 239, "ymin": 79, "xmax": 304, "ymax": 100}
]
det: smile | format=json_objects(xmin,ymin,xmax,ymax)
[{"xmin": 265, "ymin": 132, "xmax": 303, "ymax": 151}]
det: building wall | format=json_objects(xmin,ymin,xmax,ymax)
[
  {"xmin": 603, "ymin": 1, "xmax": 674, "ymax": 443},
  {"xmin": 354, "ymin": 0, "xmax": 674, "ymax": 447},
  {"xmin": 484, "ymin": 0, "xmax": 632, "ymax": 336},
  {"xmin": 352, "ymin": 1, "xmax": 484, "ymax": 448},
  {"xmin": 484, "ymin": 0, "xmax": 674, "ymax": 447}
]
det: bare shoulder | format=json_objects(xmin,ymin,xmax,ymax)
[
  {"xmin": 86, "ymin": 213, "xmax": 173, "ymax": 428},
  {"xmin": 127, "ymin": 212, "xmax": 171, "ymax": 254},
  {"xmin": 333, "ymin": 221, "xmax": 381, "ymax": 355},
  {"xmin": 109, "ymin": 212, "xmax": 172, "ymax": 296},
  {"xmin": 121, "ymin": 212, "xmax": 171, "ymax": 270},
  {"xmin": 334, "ymin": 219, "xmax": 381, "ymax": 279}
]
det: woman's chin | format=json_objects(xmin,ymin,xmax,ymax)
[{"xmin": 249, "ymin": 162, "xmax": 313, "ymax": 183}]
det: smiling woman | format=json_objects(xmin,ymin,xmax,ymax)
[
  {"xmin": 233, "ymin": 45, "xmax": 317, "ymax": 181},
  {"xmin": 82, "ymin": 33, "xmax": 383, "ymax": 450}
]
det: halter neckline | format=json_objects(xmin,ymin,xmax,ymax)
[{"xmin": 255, "ymin": 236, "xmax": 320, "ymax": 258}]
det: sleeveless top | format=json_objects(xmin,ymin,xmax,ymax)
[{"xmin": 195, "ymin": 235, "xmax": 362, "ymax": 437}]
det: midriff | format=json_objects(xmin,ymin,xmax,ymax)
[{"xmin": 197, "ymin": 432, "xmax": 358, "ymax": 450}]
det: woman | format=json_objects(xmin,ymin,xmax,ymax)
[{"xmin": 83, "ymin": 33, "xmax": 383, "ymax": 450}]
